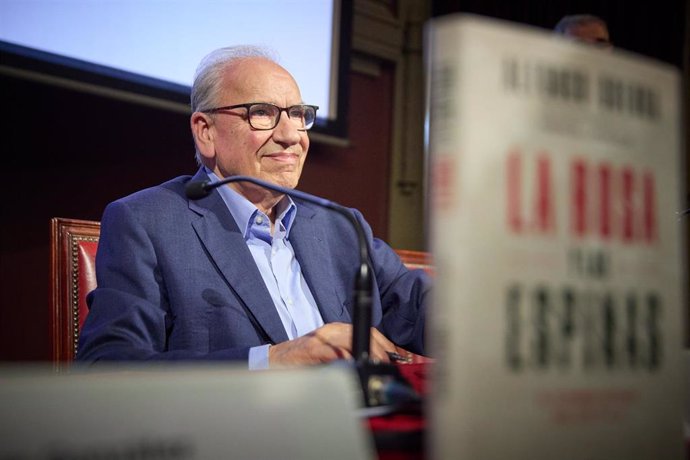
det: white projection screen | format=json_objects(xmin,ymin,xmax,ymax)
[{"xmin": 0, "ymin": 0, "xmax": 351, "ymax": 138}]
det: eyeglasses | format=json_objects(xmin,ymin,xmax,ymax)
[{"xmin": 203, "ymin": 102, "xmax": 319, "ymax": 131}]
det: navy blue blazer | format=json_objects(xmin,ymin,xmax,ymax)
[{"xmin": 77, "ymin": 168, "xmax": 429, "ymax": 363}]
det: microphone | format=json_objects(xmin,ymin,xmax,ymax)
[{"xmin": 185, "ymin": 175, "xmax": 373, "ymax": 364}]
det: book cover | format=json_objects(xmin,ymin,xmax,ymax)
[{"xmin": 426, "ymin": 15, "xmax": 685, "ymax": 460}]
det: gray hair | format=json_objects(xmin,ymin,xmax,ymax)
[
  {"xmin": 190, "ymin": 45, "xmax": 279, "ymax": 163},
  {"xmin": 554, "ymin": 14, "xmax": 607, "ymax": 35}
]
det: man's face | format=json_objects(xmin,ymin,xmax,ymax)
[
  {"xmin": 565, "ymin": 22, "xmax": 611, "ymax": 49},
  {"xmin": 198, "ymin": 57, "xmax": 310, "ymax": 192}
]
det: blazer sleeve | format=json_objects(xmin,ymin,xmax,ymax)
[
  {"xmin": 76, "ymin": 199, "xmax": 251, "ymax": 363},
  {"xmin": 353, "ymin": 209, "xmax": 431, "ymax": 356}
]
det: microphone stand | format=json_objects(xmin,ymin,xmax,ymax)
[{"xmin": 186, "ymin": 175, "xmax": 414, "ymax": 406}]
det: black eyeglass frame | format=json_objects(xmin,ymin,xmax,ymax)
[{"xmin": 202, "ymin": 102, "xmax": 319, "ymax": 131}]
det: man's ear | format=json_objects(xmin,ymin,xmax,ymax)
[{"xmin": 190, "ymin": 112, "xmax": 215, "ymax": 161}]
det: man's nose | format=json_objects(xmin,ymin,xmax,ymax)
[{"xmin": 272, "ymin": 111, "xmax": 302, "ymax": 144}]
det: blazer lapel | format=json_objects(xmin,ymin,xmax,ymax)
[
  {"xmin": 290, "ymin": 203, "xmax": 351, "ymax": 324},
  {"xmin": 187, "ymin": 170, "xmax": 289, "ymax": 344}
]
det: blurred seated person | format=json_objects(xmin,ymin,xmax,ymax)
[
  {"xmin": 554, "ymin": 14, "xmax": 612, "ymax": 50},
  {"xmin": 76, "ymin": 45, "xmax": 430, "ymax": 369}
]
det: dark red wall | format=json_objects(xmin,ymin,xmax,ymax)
[
  {"xmin": 0, "ymin": 64, "xmax": 395, "ymax": 361},
  {"xmin": 302, "ymin": 65, "xmax": 394, "ymax": 235}
]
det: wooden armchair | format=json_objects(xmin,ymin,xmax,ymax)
[
  {"xmin": 395, "ymin": 249, "xmax": 433, "ymax": 275},
  {"xmin": 46, "ymin": 216, "xmax": 429, "ymax": 368},
  {"xmin": 49, "ymin": 217, "xmax": 100, "ymax": 368}
]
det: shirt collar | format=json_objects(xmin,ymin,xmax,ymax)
[{"xmin": 204, "ymin": 167, "xmax": 297, "ymax": 239}]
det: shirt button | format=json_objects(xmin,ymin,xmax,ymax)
[
  {"xmin": 286, "ymin": 298, "xmax": 293, "ymax": 305},
  {"xmin": 255, "ymin": 216, "xmax": 264, "ymax": 225}
]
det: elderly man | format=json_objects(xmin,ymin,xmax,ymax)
[{"xmin": 77, "ymin": 46, "xmax": 429, "ymax": 368}]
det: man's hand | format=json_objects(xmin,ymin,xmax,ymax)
[{"xmin": 268, "ymin": 322, "xmax": 397, "ymax": 367}]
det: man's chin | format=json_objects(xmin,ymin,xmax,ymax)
[{"xmin": 262, "ymin": 171, "xmax": 301, "ymax": 189}]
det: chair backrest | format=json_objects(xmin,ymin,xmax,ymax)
[
  {"xmin": 50, "ymin": 217, "xmax": 100, "ymax": 367},
  {"xmin": 395, "ymin": 249, "xmax": 434, "ymax": 275}
]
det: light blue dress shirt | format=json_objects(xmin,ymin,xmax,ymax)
[{"xmin": 205, "ymin": 169, "xmax": 324, "ymax": 369}]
